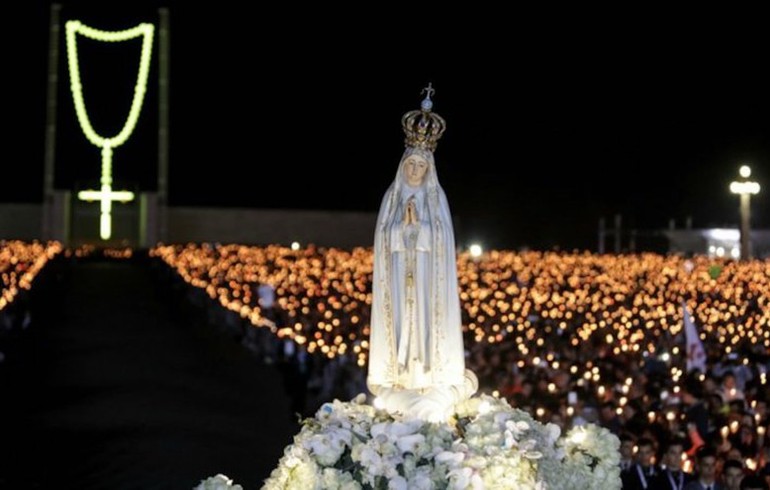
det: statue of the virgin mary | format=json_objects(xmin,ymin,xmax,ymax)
[{"xmin": 367, "ymin": 86, "xmax": 477, "ymax": 422}]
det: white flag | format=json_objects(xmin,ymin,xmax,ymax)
[{"xmin": 683, "ymin": 302, "xmax": 706, "ymax": 373}]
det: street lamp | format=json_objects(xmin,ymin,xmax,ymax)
[{"xmin": 729, "ymin": 165, "xmax": 760, "ymax": 259}]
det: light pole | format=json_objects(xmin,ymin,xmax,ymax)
[{"xmin": 729, "ymin": 165, "xmax": 760, "ymax": 259}]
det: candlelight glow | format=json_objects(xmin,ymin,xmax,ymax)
[
  {"xmin": 151, "ymin": 244, "xmax": 770, "ymax": 439},
  {"xmin": 152, "ymin": 245, "xmax": 770, "ymax": 365},
  {"xmin": 1, "ymin": 241, "xmax": 62, "ymax": 311}
]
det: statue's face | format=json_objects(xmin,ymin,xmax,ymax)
[{"xmin": 405, "ymin": 154, "xmax": 429, "ymax": 186}]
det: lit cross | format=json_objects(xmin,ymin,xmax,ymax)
[
  {"xmin": 66, "ymin": 21, "xmax": 153, "ymax": 241},
  {"xmin": 77, "ymin": 144, "xmax": 135, "ymax": 240},
  {"xmin": 422, "ymin": 83, "xmax": 435, "ymax": 99},
  {"xmin": 729, "ymin": 165, "xmax": 761, "ymax": 259},
  {"xmin": 78, "ymin": 186, "xmax": 134, "ymax": 240}
]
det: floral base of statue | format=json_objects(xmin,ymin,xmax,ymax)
[{"xmin": 260, "ymin": 394, "xmax": 621, "ymax": 489}]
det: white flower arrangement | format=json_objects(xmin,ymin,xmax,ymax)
[
  {"xmin": 554, "ymin": 425, "xmax": 621, "ymax": 490},
  {"xmin": 194, "ymin": 473, "xmax": 243, "ymax": 490},
  {"xmin": 259, "ymin": 394, "xmax": 621, "ymax": 490}
]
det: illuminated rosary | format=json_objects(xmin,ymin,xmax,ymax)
[{"xmin": 65, "ymin": 20, "xmax": 154, "ymax": 239}]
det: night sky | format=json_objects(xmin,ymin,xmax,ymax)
[{"xmin": 5, "ymin": 3, "xmax": 769, "ymax": 251}]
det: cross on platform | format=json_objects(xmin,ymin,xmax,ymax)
[{"xmin": 78, "ymin": 184, "xmax": 135, "ymax": 240}]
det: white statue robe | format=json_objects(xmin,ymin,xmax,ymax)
[
  {"xmin": 391, "ymin": 186, "xmax": 431, "ymax": 385},
  {"xmin": 367, "ymin": 149, "xmax": 466, "ymax": 393}
]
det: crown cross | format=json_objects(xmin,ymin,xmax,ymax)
[{"xmin": 422, "ymin": 83, "xmax": 435, "ymax": 99}]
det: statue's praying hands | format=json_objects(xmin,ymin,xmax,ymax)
[{"xmin": 404, "ymin": 198, "xmax": 418, "ymax": 225}]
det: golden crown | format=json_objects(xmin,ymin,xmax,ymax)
[{"xmin": 401, "ymin": 83, "xmax": 446, "ymax": 152}]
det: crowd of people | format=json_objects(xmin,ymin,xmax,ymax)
[
  {"xmin": 1, "ymin": 239, "xmax": 767, "ymax": 487},
  {"xmin": 155, "ymin": 243, "xmax": 770, "ymax": 488},
  {"xmin": 0, "ymin": 240, "xmax": 62, "ymax": 361}
]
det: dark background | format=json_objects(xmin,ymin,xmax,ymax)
[{"xmin": 4, "ymin": 3, "xmax": 769, "ymax": 250}]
